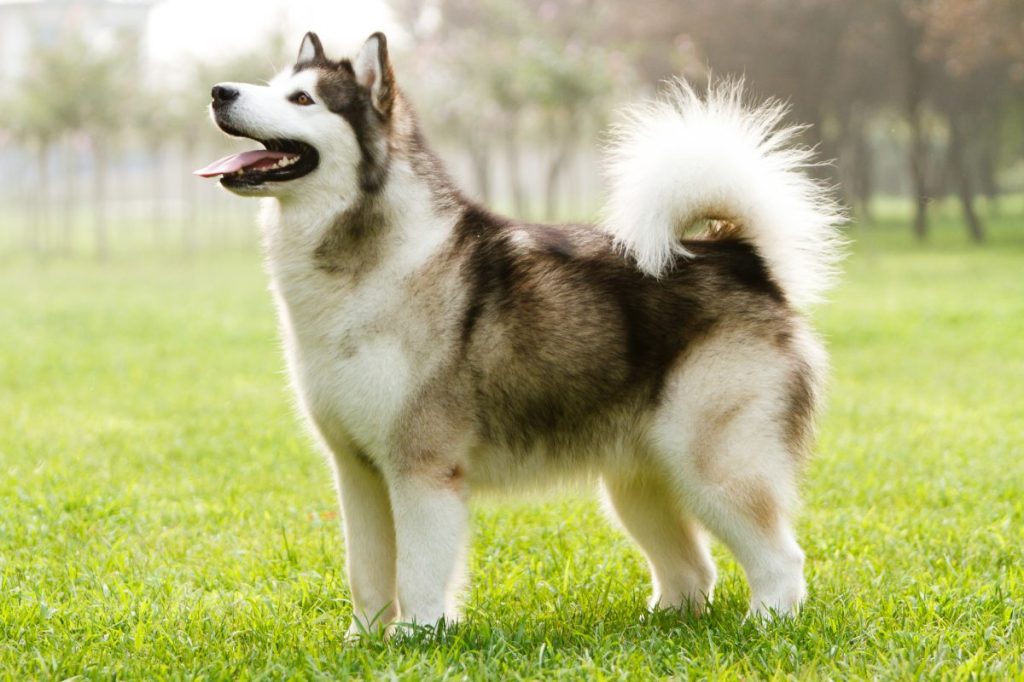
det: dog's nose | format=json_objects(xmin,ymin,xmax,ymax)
[{"xmin": 211, "ymin": 85, "xmax": 240, "ymax": 107}]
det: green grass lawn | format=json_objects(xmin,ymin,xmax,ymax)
[{"xmin": 2, "ymin": 205, "xmax": 1023, "ymax": 679}]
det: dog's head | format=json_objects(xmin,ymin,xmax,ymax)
[{"xmin": 197, "ymin": 32, "xmax": 397, "ymax": 199}]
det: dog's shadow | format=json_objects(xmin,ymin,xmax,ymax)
[{"xmin": 348, "ymin": 586, "xmax": 815, "ymax": 664}]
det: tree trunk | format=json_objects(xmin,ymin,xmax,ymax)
[
  {"xmin": 849, "ymin": 109, "xmax": 874, "ymax": 223},
  {"xmin": 151, "ymin": 142, "xmax": 165, "ymax": 250},
  {"xmin": 503, "ymin": 113, "xmax": 527, "ymax": 218},
  {"xmin": 91, "ymin": 135, "xmax": 109, "ymax": 261},
  {"xmin": 62, "ymin": 137, "xmax": 76, "ymax": 255},
  {"xmin": 854, "ymin": 128, "xmax": 874, "ymax": 224},
  {"xmin": 182, "ymin": 136, "xmax": 198, "ymax": 257},
  {"xmin": 811, "ymin": 111, "xmax": 841, "ymax": 187},
  {"xmin": 977, "ymin": 123, "xmax": 1000, "ymax": 216},
  {"xmin": 947, "ymin": 113, "xmax": 985, "ymax": 243},
  {"xmin": 30, "ymin": 139, "xmax": 50, "ymax": 257},
  {"xmin": 544, "ymin": 141, "xmax": 572, "ymax": 220},
  {"xmin": 541, "ymin": 110, "xmax": 579, "ymax": 220},
  {"xmin": 908, "ymin": 105, "xmax": 930, "ymax": 240},
  {"xmin": 894, "ymin": 5, "xmax": 930, "ymax": 239},
  {"xmin": 837, "ymin": 107, "xmax": 874, "ymax": 222},
  {"xmin": 467, "ymin": 139, "xmax": 492, "ymax": 205}
]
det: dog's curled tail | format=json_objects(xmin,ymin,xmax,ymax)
[{"xmin": 600, "ymin": 79, "xmax": 845, "ymax": 308}]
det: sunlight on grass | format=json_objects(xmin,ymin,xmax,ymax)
[{"xmin": 1, "ymin": 207, "xmax": 1022, "ymax": 678}]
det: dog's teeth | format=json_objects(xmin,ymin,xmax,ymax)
[{"xmin": 270, "ymin": 157, "xmax": 297, "ymax": 170}]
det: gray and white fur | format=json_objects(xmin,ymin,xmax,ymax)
[{"xmin": 201, "ymin": 31, "xmax": 844, "ymax": 634}]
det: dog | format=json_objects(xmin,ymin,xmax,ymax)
[{"xmin": 196, "ymin": 31, "xmax": 843, "ymax": 634}]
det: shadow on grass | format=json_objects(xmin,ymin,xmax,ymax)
[{"xmin": 354, "ymin": 584, "xmax": 821, "ymax": 655}]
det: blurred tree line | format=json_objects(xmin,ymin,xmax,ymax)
[
  {"xmin": 0, "ymin": 24, "xmax": 290, "ymax": 260},
  {"xmin": 1, "ymin": 0, "xmax": 1021, "ymax": 260},
  {"xmin": 395, "ymin": 0, "xmax": 1024, "ymax": 240}
]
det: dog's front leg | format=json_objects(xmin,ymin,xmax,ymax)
[
  {"xmin": 332, "ymin": 449, "xmax": 399, "ymax": 637},
  {"xmin": 388, "ymin": 466, "xmax": 469, "ymax": 629}
]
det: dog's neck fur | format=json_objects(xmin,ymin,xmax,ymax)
[
  {"xmin": 258, "ymin": 111, "xmax": 469, "ymax": 361},
  {"xmin": 261, "ymin": 104, "xmax": 462, "ymax": 285},
  {"xmin": 256, "ymin": 102, "xmax": 472, "ymax": 456}
]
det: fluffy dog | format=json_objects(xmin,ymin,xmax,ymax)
[{"xmin": 196, "ymin": 31, "xmax": 843, "ymax": 633}]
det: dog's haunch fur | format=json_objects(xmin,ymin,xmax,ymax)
[{"xmin": 202, "ymin": 31, "xmax": 843, "ymax": 633}]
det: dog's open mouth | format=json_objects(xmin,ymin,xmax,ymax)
[{"xmin": 193, "ymin": 139, "xmax": 319, "ymax": 187}]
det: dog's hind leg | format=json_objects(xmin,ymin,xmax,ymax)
[
  {"xmin": 686, "ymin": 477, "xmax": 806, "ymax": 619},
  {"xmin": 653, "ymin": 398, "xmax": 808, "ymax": 618},
  {"xmin": 651, "ymin": 329, "xmax": 822, "ymax": 618},
  {"xmin": 332, "ymin": 448, "xmax": 399, "ymax": 636},
  {"xmin": 602, "ymin": 470, "xmax": 716, "ymax": 615}
]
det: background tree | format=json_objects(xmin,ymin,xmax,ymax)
[
  {"xmin": 3, "ymin": 0, "xmax": 1023, "ymax": 255},
  {"xmin": 917, "ymin": 0, "xmax": 1024, "ymax": 240},
  {"xmin": 4, "ymin": 55, "xmax": 62, "ymax": 256},
  {"xmin": 394, "ymin": 0, "xmax": 620, "ymax": 218},
  {"xmin": 14, "ymin": 35, "xmax": 129, "ymax": 260}
]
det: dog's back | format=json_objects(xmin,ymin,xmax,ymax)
[{"xmin": 433, "ymin": 208, "xmax": 820, "ymax": 481}]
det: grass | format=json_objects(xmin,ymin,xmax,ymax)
[{"xmin": 1, "ymin": 202, "xmax": 1023, "ymax": 679}]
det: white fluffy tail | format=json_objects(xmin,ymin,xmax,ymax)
[{"xmin": 601, "ymin": 80, "xmax": 845, "ymax": 308}]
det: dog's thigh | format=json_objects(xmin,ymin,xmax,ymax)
[
  {"xmin": 650, "ymin": 334, "xmax": 814, "ymax": 617},
  {"xmin": 654, "ymin": 402, "xmax": 807, "ymax": 616}
]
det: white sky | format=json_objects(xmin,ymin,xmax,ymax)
[{"xmin": 146, "ymin": 0, "xmax": 399, "ymax": 66}]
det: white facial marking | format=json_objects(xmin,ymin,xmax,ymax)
[{"xmin": 213, "ymin": 67, "xmax": 362, "ymax": 199}]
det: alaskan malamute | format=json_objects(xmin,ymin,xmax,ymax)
[{"xmin": 196, "ymin": 31, "xmax": 843, "ymax": 634}]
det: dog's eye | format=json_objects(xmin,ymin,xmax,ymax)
[{"xmin": 289, "ymin": 92, "xmax": 314, "ymax": 106}]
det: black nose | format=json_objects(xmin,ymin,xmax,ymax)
[{"xmin": 211, "ymin": 85, "xmax": 239, "ymax": 107}]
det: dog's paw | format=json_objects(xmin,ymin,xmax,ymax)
[
  {"xmin": 648, "ymin": 590, "xmax": 713, "ymax": 618},
  {"xmin": 385, "ymin": 612, "xmax": 461, "ymax": 641},
  {"xmin": 345, "ymin": 617, "xmax": 395, "ymax": 642},
  {"xmin": 744, "ymin": 596, "xmax": 804, "ymax": 623}
]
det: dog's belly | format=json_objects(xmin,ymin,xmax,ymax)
[{"xmin": 466, "ymin": 439, "xmax": 619, "ymax": 492}]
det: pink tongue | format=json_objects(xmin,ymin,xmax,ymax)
[{"xmin": 193, "ymin": 150, "xmax": 292, "ymax": 177}]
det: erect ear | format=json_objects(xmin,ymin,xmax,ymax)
[
  {"xmin": 297, "ymin": 31, "xmax": 325, "ymax": 64},
  {"xmin": 353, "ymin": 32, "xmax": 395, "ymax": 117}
]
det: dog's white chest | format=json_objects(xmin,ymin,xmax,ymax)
[
  {"xmin": 274, "ymin": 276, "xmax": 416, "ymax": 458},
  {"xmin": 262, "ymin": 195, "xmax": 454, "ymax": 459},
  {"xmin": 308, "ymin": 330, "xmax": 411, "ymax": 456}
]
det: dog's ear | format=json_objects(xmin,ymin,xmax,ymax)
[
  {"xmin": 354, "ymin": 32, "xmax": 395, "ymax": 117},
  {"xmin": 297, "ymin": 32, "xmax": 325, "ymax": 64}
]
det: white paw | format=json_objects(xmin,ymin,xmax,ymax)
[
  {"xmin": 345, "ymin": 611, "xmax": 398, "ymax": 640},
  {"xmin": 387, "ymin": 610, "xmax": 461, "ymax": 638},
  {"xmin": 648, "ymin": 589, "xmax": 713, "ymax": 617},
  {"xmin": 746, "ymin": 582, "xmax": 806, "ymax": 621}
]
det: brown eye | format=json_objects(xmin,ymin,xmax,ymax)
[{"xmin": 290, "ymin": 92, "xmax": 314, "ymax": 106}]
